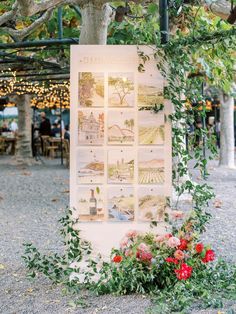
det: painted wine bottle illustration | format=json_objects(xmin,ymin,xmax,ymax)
[{"xmin": 89, "ymin": 189, "xmax": 97, "ymax": 215}]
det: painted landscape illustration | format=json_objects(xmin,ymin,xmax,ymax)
[
  {"xmin": 78, "ymin": 72, "xmax": 104, "ymax": 107},
  {"xmin": 108, "ymin": 73, "xmax": 135, "ymax": 107},
  {"xmin": 139, "ymin": 111, "xmax": 165, "ymax": 145},
  {"xmin": 138, "ymin": 188, "xmax": 166, "ymax": 221},
  {"xmin": 77, "ymin": 148, "xmax": 104, "ymax": 184},
  {"xmin": 108, "ymin": 111, "xmax": 135, "ymax": 144},
  {"xmin": 78, "ymin": 110, "xmax": 104, "ymax": 145},
  {"xmin": 108, "ymin": 149, "xmax": 134, "ymax": 183},
  {"xmin": 138, "ymin": 71, "xmax": 164, "ymax": 107},
  {"xmin": 138, "ymin": 149, "xmax": 165, "ymax": 184},
  {"xmin": 108, "ymin": 187, "xmax": 134, "ymax": 221},
  {"xmin": 77, "ymin": 186, "xmax": 104, "ymax": 221}
]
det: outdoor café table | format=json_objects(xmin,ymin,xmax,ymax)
[
  {"xmin": 47, "ymin": 137, "xmax": 63, "ymax": 158},
  {"xmin": 1, "ymin": 134, "xmax": 16, "ymax": 155}
]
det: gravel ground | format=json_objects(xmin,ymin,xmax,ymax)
[{"xmin": 0, "ymin": 155, "xmax": 235, "ymax": 314}]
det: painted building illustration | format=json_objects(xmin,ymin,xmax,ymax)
[{"xmin": 78, "ymin": 111, "xmax": 104, "ymax": 144}]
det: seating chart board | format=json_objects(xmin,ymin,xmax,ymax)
[{"xmin": 70, "ymin": 45, "xmax": 172, "ymax": 255}]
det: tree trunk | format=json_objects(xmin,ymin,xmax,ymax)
[
  {"xmin": 219, "ymin": 94, "xmax": 235, "ymax": 168},
  {"xmin": 79, "ymin": 3, "xmax": 112, "ymax": 44},
  {"xmin": 14, "ymin": 94, "xmax": 33, "ymax": 163}
]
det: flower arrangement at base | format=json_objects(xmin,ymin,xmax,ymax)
[
  {"xmin": 93, "ymin": 226, "xmax": 216, "ymax": 294},
  {"xmin": 22, "ymin": 210, "xmax": 236, "ymax": 313}
]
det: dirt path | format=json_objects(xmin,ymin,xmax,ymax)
[{"xmin": 0, "ymin": 156, "xmax": 235, "ymax": 313}]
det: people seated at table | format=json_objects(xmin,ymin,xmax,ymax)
[
  {"xmin": 39, "ymin": 112, "xmax": 51, "ymax": 136},
  {"xmin": 51, "ymin": 122, "xmax": 61, "ymax": 137},
  {"xmin": 64, "ymin": 124, "xmax": 70, "ymax": 142},
  {"xmin": 10, "ymin": 119, "xmax": 18, "ymax": 133},
  {"xmin": 55, "ymin": 118, "xmax": 65, "ymax": 132},
  {"xmin": 0, "ymin": 122, "xmax": 11, "ymax": 134}
]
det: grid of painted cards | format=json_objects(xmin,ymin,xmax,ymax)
[{"xmin": 76, "ymin": 70, "xmax": 171, "ymax": 223}]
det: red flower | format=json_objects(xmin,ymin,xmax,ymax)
[
  {"xmin": 165, "ymin": 257, "xmax": 179, "ymax": 265},
  {"xmin": 202, "ymin": 249, "xmax": 215, "ymax": 263},
  {"xmin": 178, "ymin": 238, "xmax": 188, "ymax": 251},
  {"xmin": 136, "ymin": 250, "xmax": 153, "ymax": 262},
  {"xmin": 174, "ymin": 263, "xmax": 193, "ymax": 280},
  {"xmin": 195, "ymin": 243, "xmax": 204, "ymax": 254},
  {"xmin": 112, "ymin": 255, "xmax": 123, "ymax": 263}
]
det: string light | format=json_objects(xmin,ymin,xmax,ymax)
[{"xmin": 0, "ymin": 70, "xmax": 70, "ymax": 109}]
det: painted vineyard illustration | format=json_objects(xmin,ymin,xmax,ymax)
[
  {"xmin": 78, "ymin": 72, "xmax": 104, "ymax": 107},
  {"xmin": 78, "ymin": 110, "xmax": 104, "ymax": 145},
  {"xmin": 138, "ymin": 149, "xmax": 165, "ymax": 184},
  {"xmin": 138, "ymin": 187, "xmax": 166, "ymax": 221},
  {"xmin": 108, "ymin": 149, "xmax": 134, "ymax": 184},
  {"xmin": 108, "ymin": 73, "xmax": 135, "ymax": 107},
  {"xmin": 108, "ymin": 111, "xmax": 135, "ymax": 145},
  {"xmin": 137, "ymin": 69, "xmax": 164, "ymax": 107},
  {"xmin": 108, "ymin": 187, "xmax": 134, "ymax": 221},
  {"xmin": 77, "ymin": 186, "xmax": 104, "ymax": 221},
  {"xmin": 139, "ymin": 111, "xmax": 165, "ymax": 145},
  {"xmin": 77, "ymin": 148, "xmax": 104, "ymax": 184}
]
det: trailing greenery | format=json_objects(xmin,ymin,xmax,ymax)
[
  {"xmin": 23, "ymin": 211, "xmax": 92, "ymax": 289},
  {"xmin": 23, "ymin": 211, "xmax": 236, "ymax": 313},
  {"xmin": 148, "ymin": 260, "xmax": 236, "ymax": 313}
]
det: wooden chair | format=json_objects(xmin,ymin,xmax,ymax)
[
  {"xmin": 0, "ymin": 137, "xmax": 6, "ymax": 154},
  {"xmin": 45, "ymin": 138, "xmax": 58, "ymax": 159},
  {"xmin": 41, "ymin": 135, "xmax": 50, "ymax": 156}
]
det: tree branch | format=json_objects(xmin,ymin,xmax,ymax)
[
  {"xmin": 2, "ymin": 9, "xmax": 54, "ymax": 41},
  {"xmin": 17, "ymin": 0, "xmax": 65, "ymax": 16},
  {"xmin": 16, "ymin": 0, "xmax": 87, "ymax": 16},
  {"xmin": 208, "ymin": 0, "xmax": 233, "ymax": 21},
  {"xmin": 0, "ymin": 2, "xmax": 18, "ymax": 27},
  {"xmin": 16, "ymin": 0, "xmax": 133, "ymax": 16}
]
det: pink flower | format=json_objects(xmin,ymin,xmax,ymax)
[
  {"xmin": 174, "ymin": 250, "xmax": 185, "ymax": 260},
  {"xmin": 167, "ymin": 236, "xmax": 181, "ymax": 248},
  {"xmin": 124, "ymin": 249, "xmax": 133, "ymax": 257},
  {"xmin": 155, "ymin": 235, "xmax": 166, "ymax": 243},
  {"xmin": 126, "ymin": 230, "xmax": 139, "ymax": 239},
  {"xmin": 138, "ymin": 242, "xmax": 150, "ymax": 252},
  {"xmin": 171, "ymin": 210, "xmax": 184, "ymax": 220},
  {"xmin": 120, "ymin": 236, "xmax": 129, "ymax": 249},
  {"xmin": 164, "ymin": 233, "xmax": 173, "ymax": 239},
  {"xmin": 136, "ymin": 250, "xmax": 153, "ymax": 262},
  {"xmin": 136, "ymin": 242, "xmax": 152, "ymax": 263}
]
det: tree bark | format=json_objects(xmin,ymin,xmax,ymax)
[
  {"xmin": 2, "ymin": 9, "xmax": 53, "ymax": 41},
  {"xmin": 219, "ymin": 94, "xmax": 235, "ymax": 168},
  {"xmin": 210, "ymin": 0, "xmax": 232, "ymax": 21},
  {"xmin": 79, "ymin": 3, "xmax": 112, "ymax": 44},
  {"xmin": 14, "ymin": 95, "xmax": 33, "ymax": 164}
]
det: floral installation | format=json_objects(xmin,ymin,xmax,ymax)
[
  {"xmin": 110, "ymin": 227, "xmax": 215, "ymax": 283},
  {"xmin": 23, "ymin": 209, "xmax": 236, "ymax": 312}
]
